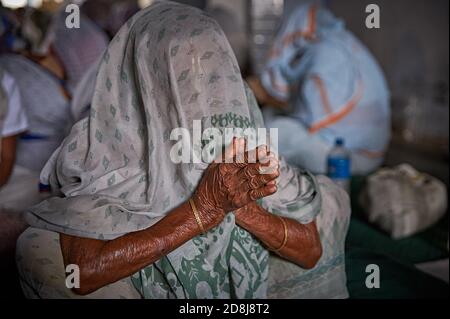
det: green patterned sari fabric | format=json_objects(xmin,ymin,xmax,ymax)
[{"xmin": 25, "ymin": 1, "xmax": 333, "ymax": 299}]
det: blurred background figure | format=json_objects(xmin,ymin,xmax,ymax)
[
  {"xmin": 0, "ymin": 4, "xmax": 28, "ymax": 53},
  {"xmin": 0, "ymin": 65, "xmax": 42, "ymax": 213},
  {"xmin": 68, "ymin": 0, "xmax": 141, "ymax": 121},
  {"xmin": 0, "ymin": 8, "xmax": 36, "ymax": 213},
  {"xmin": 0, "ymin": 67, "xmax": 28, "ymax": 189},
  {"xmin": 0, "ymin": 3, "xmax": 108, "ymax": 212},
  {"xmin": 81, "ymin": 0, "xmax": 140, "ymax": 39},
  {"xmin": 51, "ymin": 9, "xmax": 109, "ymax": 93},
  {"xmin": 248, "ymin": 1, "xmax": 391, "ymax": 175}
]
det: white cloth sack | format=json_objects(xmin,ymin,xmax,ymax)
[{"xmin": 360, "ymin": 163, "xmax": 447, "ymax": 239}]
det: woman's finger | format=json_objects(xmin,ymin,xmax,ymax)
[
  {"xmin": 233, "ymin": 138, "xmax": 247, "ymax": 167},
  {"xmin": 248, "ymin": 184, "xmax": 278, "ymax": 201},
  {"xmin": 259, "ymin": 154, "xmax": 279, "ymax": 175},
  {"xmin": 244, "ymin": 144, "xmax": 268, "ymax": 164},
  {"xmin": 222, "ymin": 137, "xmax": 240, "ymax": 163},
  {"xmin": 245, "ymin": 163, "xmax": 279, "ymax": 188},
  {"xmin": 233, "ymin": 157, "xmax": 280, "ymax": 193},
  {"xmin": 267, "ymin": 179, "xmax": 277, "ymax": 186},
  {"xmin": 226, "ymin": 142, "xmax": 274, "ymax": 166}
]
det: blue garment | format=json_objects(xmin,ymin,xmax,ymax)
[
  {"xmin": 0, "ymin": 9, "xmax": 26, "ymax": 53},
  {"xmin": 261, "ymin": 2, "xmax": 390, "ymax": 173}
]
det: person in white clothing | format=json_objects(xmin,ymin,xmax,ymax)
[
  {"xmin": 0, "ymin": 69, "xmax": 28, "ymax": 188},
  {"xmin": 0, "ymin": 69, "xmax": 44, "ymax": 214}
]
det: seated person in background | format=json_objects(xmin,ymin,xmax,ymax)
[
  {"xmin": 0, "ymin": 50, "xmax": 72, "ymax": 173},
  {"xmin": 0, "ymin": 67, "xmax": 40, "ymax": 213},
  {"xmin": 0, "ymin": 7, "xmax": 109, "ymax": 212},
  {"xmin": 248, "ymin": 1, "xmax": 391, "ymax": 175},
  {"xmin": 17, "ymin": 2, "xmax": 350, "ymax": 299},
  {"xmin": 18, "ymin": 6, "xmax": 109, "ymax": 93},
  {"xmin": 50, "ymin": 8, "xmax": 109, "ymax": 94},
  {"xmin": 81, "ymin": 0, "xmax": 140, "ymax": 39},
  {"xmin": 1, "ymin": 68, "xmax": 29, "ymax": 187}
]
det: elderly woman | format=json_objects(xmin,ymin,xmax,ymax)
[{"xmin": 16, "ymin": 2, "xmax": 350, "ymax": 299}]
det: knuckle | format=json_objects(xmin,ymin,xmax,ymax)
[
  {"xmin": 249, "ymin": 178, "xmax": 259, "ymax": 189},
  {"xmin": 249, "ymin": 190, "xmax": 259, "ymax": 200},
  {"xmin": 234, "ymin": 197, "xmax": 244, "ymax": 208},
  {"xmin": 244, "ymin": 167, "xmax": 254, "ymax": 179},
  {"xmin": 218, "ymin": 164, "xmax": 228, "ymax": 175}
]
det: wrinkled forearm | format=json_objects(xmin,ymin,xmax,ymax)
[
  {"xmin": 234, "ymin": 203, "xmax": 322, "ymax": 269},
  {"xmin": 60, "ymin": 201, "xmax": 206, "ymax": 295}
]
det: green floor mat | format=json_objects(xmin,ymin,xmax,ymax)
[
  {"xmin": 346, "ymin": 218, "xmax": 448, "ymax": 265},
  {"xmin": 346, "ymin": 248, "xmax": 449, "ymax": 299}
]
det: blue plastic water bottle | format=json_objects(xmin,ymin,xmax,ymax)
[{"xmin": 327, "ymin": 138, "xmax": 351, "ymax": 193}]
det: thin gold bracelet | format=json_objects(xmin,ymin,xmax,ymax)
[
  {"xmin": 189, "ymin": 198, "xmax": 206, "ymax": 234},
  {"xmin": 270, "ymin": 216, "xmax": 288, "ymax": 252}
]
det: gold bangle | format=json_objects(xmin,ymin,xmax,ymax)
[
  {"xmin": 270, "ymin": 216, "xmax": 288, "ymax": 252},
  {"xmin": 189, "ymin": 198, "xmax": 206, "ymax": 234}
]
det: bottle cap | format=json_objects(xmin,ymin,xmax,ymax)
[
  {"xmin": 336, "ymin": 137, "xmax": 344, "ymax": 146},
  {"xmin": 39, "ymin": 183, "xmax": 51, "ymax": 193}
]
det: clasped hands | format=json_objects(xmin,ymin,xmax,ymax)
[{"xmin": 191, "ymin": 137, "xmax": 280, "ymax": 231}]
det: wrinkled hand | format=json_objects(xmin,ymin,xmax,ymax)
[{"xmin": 192, "ymin": 138, "xmax": 280, "ymax": 230}]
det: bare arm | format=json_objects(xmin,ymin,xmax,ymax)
[
  {"xmin": 247, "ymin": 76, "xmax": 289, "ymax": 109},
  {"xmin": 0, "ymin": 135, "xmax": 17, "ymax": 187},
  {"xmin": 60, "ymin": 140, "xmax": 280, "ymax": 295},
  {"xmin": 60, "ymin": 200, "xmax": 209, "ymax": 295},
  {"xmin": 235, "ymin": 202, "xmax": 322, "ymax": 269}
]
